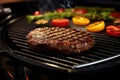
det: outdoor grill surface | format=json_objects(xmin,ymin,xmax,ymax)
[{"xmin": 0, "ymin": 15, "xmax": 120, "ymax": 73}]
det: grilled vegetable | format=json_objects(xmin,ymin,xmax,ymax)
[
  {"xmin": 86, "ymin": 21, "xmax": 105, "ymax": 32},
  {"xmin": 106, "ymin": 25, "xmax": 120, "ymax": 37},
  {"xmin": 56, "ymin": 8, "xmax": 65, "ymax": 13},
  {"xmin": 72, "ymin": 8, "xmax": 88, "ymax": 15},
  {"xmin": 51, "ymin": 18, "xmax": 69, "ymax": 27},
  {"xmin": 110, "ymin": 12, "xmax": 120, "ymax": 19},
  {"xmin": 34, "ymin": 11, "xmax": 42, "ymax": 15},
  {"xmin": 114, "ymin": 18, "xmax": 120, "ymax": 24},
  {"xmin": 35, "ymin": 19, "xmax": 49, "ymax": 27},
  {"xmin": 72, "ymin": 16, "xmax": 90, "ymax": 26}
]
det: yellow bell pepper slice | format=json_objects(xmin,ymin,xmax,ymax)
[
  {"xmin": 86, "ymin": 21, "xmax": 105, "ymax": 32},
  {"xmin": 72, "ymin": 16, "xmax": 90, "ymax": 26}
]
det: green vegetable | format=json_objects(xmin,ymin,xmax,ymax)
[
  {"xmin": 26, "ymin": 6, "xmax": 115, "ymax": 22},
  {"xmin": 26, "ymin": 15, "xmax": 43, "ymax": 22}
]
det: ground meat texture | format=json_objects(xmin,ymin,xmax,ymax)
[{"xmin": 26, "ymin": 27, "xmax": 94, "ymax": 54}]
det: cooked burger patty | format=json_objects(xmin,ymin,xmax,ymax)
[{"xmin": 26, "ymin": 27, "xmax": 94, "ymax": 54}]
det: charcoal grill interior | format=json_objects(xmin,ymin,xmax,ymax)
[{"xmin": 0, "ymin": 15, "xmax": 120, "ymax": 74}]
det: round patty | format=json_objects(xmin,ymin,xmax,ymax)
[{"xmin": 26, "ymin": 27, "xmax": 94, "ymax": 54}]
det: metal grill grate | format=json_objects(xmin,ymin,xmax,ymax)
[{"xmin": 7, "ymin": 16, "xmax": 120, "ymax": 72}]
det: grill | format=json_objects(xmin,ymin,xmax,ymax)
[{"xmin": 0, "ymin": 15, "xmax": 120, "ymax": 75}]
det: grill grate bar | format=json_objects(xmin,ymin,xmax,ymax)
[
  {"xmin": 8, "ymin": 25, "xmax": 32, "ymax": 33},
  {"xmin": 96, "ymin": 42, "xmax": 120, "ymax": 49},
  {"xmin": 80, "ymin": 56, "xmax": 97, "ymax": 61},
  {"xmin": 9, "ymin": 29, "xmax": 27, "ymax": 34},
  {"xmin": 15, "ymin": 44, "xmax": 30, "ymax": 49},
  {"xmin": 83, "ymin": 53, "xmax": 104, "ymax": 59},
  {"xmin": 94, "ymin": 36, "xmax": 120, "ymax": 44},
  {"xmin": 9, "ymin": 36, "xmax": 27, "ymax": 43},
  {"xmin": 21, "ymin": 49, "xmax": 81, "ymax": 65},
  {"xmin": 94, "ymin": 49, "xmax": 117, "ymax": 56},
  {"xmin": 66, "ymin": 57, "xmax": 89, "ymax": 63},
  {"xmin": 13, "ymin": 50, "xmax": 74, "ymax": 69},
  {"xmin": 89, "ymin": 51, "xmax": 111, "ymax": 58},
  {"xmin": 8, "ymin": 32, "xmax": 27, "ymax": 39},
  {"xmin": 96, "ymin": 41, "xmax": 120, "ymax": 48},
  {"xmin": 96, "ymin": 45, "xmax": 120, "ymax": 54},
  {"xmin": 12, "ymin": 51, "xmax": 70, "ymax": 71},
  {"xmin": 94, "ymin": 33, "xmax": 119, "ymax": 38},
  {"xmin": 21, "ymin": 48, "xmax": 90, "ymax": 64}
]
